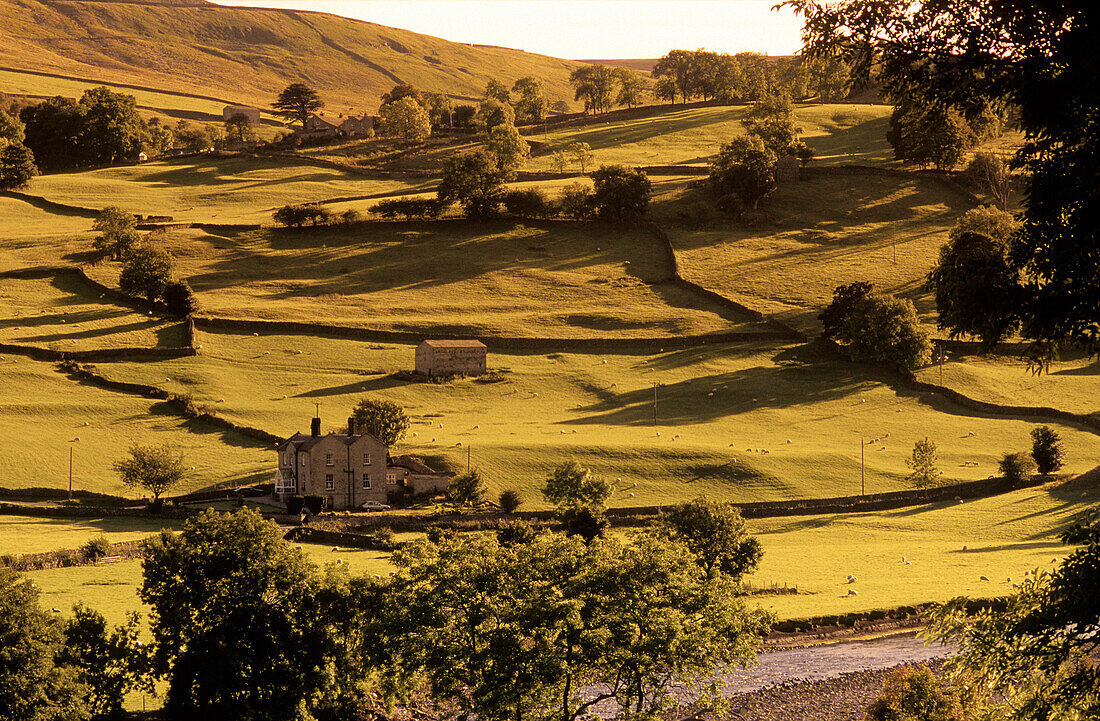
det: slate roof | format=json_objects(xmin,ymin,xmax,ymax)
[{"xmin": 419, "ymin": 339, "xmax": 486, "ymax": 349}]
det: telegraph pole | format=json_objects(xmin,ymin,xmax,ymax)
[
  {"xmin": 652, "ymin": 382, "xmax": 658, "ymax": 426},
  {"xmin": 861, "ymin": 438, "xmax": 865, "ymax": 496},
  {"xmin": 467, "ymin": 444, "xmax": 471, "ymax": 472},
  {"xmin": 68, "ymin": 446, "xmax": 73, "ymax": 502}
]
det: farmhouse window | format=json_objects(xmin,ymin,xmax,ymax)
[
  {"xmin": 301, "ymin": 456, "xmax": 307, "ymax": 466},
  {"xmin": 362, "ymin": 473, "xmax": 371, "ymax": 489},
  {"xmin": 363, "ymin": 453, "xmax": 371, "ymax": 465},
  {"xmin": 325, "ymin": 474, "xmax": 335, "ymax": 490},
  {"xmin": 325, "ymin": 453, "xmax": 334, "ymax": 466},
  {"xmin": 386, "ymin": 471, "xmax": 399, "ymax": 485}
]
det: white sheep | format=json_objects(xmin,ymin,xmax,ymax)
[
  {"xmin": 332, "ymin": 547, "xmax": 340, "ymax": 552},
  {"xmin": 980, "ymin": 575, "xmax": 990, "ymax": 581},
  {"xmin": 656, "ymin": 431, "xmax": 660, "ymax": 437},
  {"xmin": 561, "ymin": 429, "xmax": 567, "ymax": 434},
  {"xmin": 902, "ymin": 556, "xmax": 907, "ymax": 563},
  {"xmin": 848, "ymin": 589, "xmax": 858, "ymax": 596},
  {"xmin": 847, "ymin": 576, "xmax": 857, "ymax": 584},
  {"xmin": 572, "ymin": 429, "xmax": 578, "ymax": 434},
  {"xmin": 629, "ymin": 493, "xmax": 635, "ymax": 498}
]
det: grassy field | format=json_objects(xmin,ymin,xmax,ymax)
[
  {"xmin": 523, "ymin": 104, "xmax": 895, "ymax": 170},
  {"xmin": 86, "ymin": 330, "xmax": 1100, "ymax": 508},
  {"xmin": 0, "ymin": 0, "xmax": 580, "ymax": 113},
  {"xmin": 84, "ymin": 218, "xmax": 762, "ymax": 339},
  {"xmin": 0, "ymin": 515, "xmax": 179, "ymax": 556},
  {"xmin": 0, "ymin": 358, "xmax": 270, "ymax": 494},
  {"xmin": 0, "ymin": 275, "xmax": 185, "ymax": 351},
  {"xmin": 25, "ymin": 156, "xmax": 435, "ymax": 223},
  {"xmin": 652, "ymin": 172, "xmax": 972, "ymax": 333}
]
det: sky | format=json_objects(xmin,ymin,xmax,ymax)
[{"xmin": 209, "ymin": 0, "xmax": 806, "ymax": 59}]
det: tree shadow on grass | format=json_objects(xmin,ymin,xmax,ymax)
[{"xmin": 295, "ymin": 374, "xmax": 407, "ymax": 397}]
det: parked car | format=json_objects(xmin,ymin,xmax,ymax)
[{"xmin": 359, "ymin": 500, "xmax": 391, "ymax": 511}]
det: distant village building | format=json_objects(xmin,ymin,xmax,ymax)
[
  {"xmin": 301, "ymin": 114, "xmax": 339, "ymax": 138},
  {"xmin": 222, "ymin": 105, "xmax": 261, "ymax": 124},
  {"xmin": 415, "ymin": 339, "xmax": 488, "ymax": 378},
  {"xmin": 775, "ymin": 154, "xmax": 801, "ymax": 183},
  {"xmin": 137, "ymin": 151, "xmax": 149, "ymax": 162},
  {"xmin": 275, "ymin": 415, "xmax": 451, "ymax": 510},
  {"xmin": 339, "ymin": 114, "xmax": 375, "ymax": 138}
]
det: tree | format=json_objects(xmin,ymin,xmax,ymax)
[
  {"xmin": 567, "ymin": 141, "xmax": 594, "ymax": 173},
  {"xmin": 999, "ymin": 451, "xmax": 1035, "ymax": 484},
  {"xmin": 502, "ymin": 188, "xmax": 551, "ymax": 218},
  {"xmin": 949, "ymin": 206, "xmax": 1019, "ymax": 246},
  {"xmin": 387, "ymin": 531, "xmax": 771, "ymax": 721},
  {"xmin": 452, "ymin": 104, "xmax": 478, "ymax": 130},
  {"xmin": 0, "ymin": 108, "xmax": 24, "ymax": 145},
  {"xmin": 926, "ymin": 506, "xmax": 1100, "ymax": 720},
  {"xmin": 484, "ymin": 78, "xmax": 511, "ymax": 105},
  {"xmin": 1030, "ymin": 426, "xmax": 1064, "ymax": 475},
  {"xmin": 140, "ymin": 509, "xmax": 360, "ymax": 720},
  {"xmin": 447, "ymin": 469, "xmax": 486, "ymax": 506},
  {"xmin": 272, "ymin": 83, "xmax": 323, "ymax": 129},
  {"xmin": 865, "ymin": 664, "xmax": 973, "ymax": 721},
  {"xmin": 19, "ymin": 96, "xmax": 84, "ymax": 170},
  {"xmin": 887, "ymin": 103, "xmax": 972, "ymax": 171},
  {"xmin": 512, "ymin": 76, "xmax": 547, "ymax": 124},
  {"xmin": 819, "ymin": 282, "xmax": 873, "ymax": 339},
  {"xmin": 92, "ymin": 207, "xmax": 139, "ymax": 260},
  {"xmin": 589, "ymin": 164, "xmax": 652, "ymax": 222},
  {"xmin": 174, "ymin": 120, "xmax": 217, "ymax": 152},
  {"xmin": 0, "ymin": 142, "xmax": 37, "ymax": 190},
  {"xmin": 163, "ymin": 281, "xmax": 198, "ymax": 317},
  {"xmin": 273, "ymin": 203, "xmax": 330, "ymax": 228},
  {"xmin": 77, "ymin": 87, "xmax": 146, "ymax": 165},
  {"xmin": 569, "ymin": 64, "xmax": 615, "ymax": 115},
  {"xmin": 113, "ymin": 443, "xmax": 186, "ymax": 502},
  {"xmin": 905, "ymin": 438, "xmax": 942, "ymax": 488},
  {"xmin": 60, "ymin": 605, "xmax": 151, "ymax": 718},
  {"xmin": 424, "ymin": 92, "xmax": 453, "ymax": 130},
  {"xmin": 741, "ymin": 92, "xmax": 802, "ymax": 157},
  {"xmin": 437, "ymin": 150, "xmax": 507, "ymax": 219},
  {"xmin": 350, "ymin": 398, "xmax": 409, "ymax": 446},
  {"xmin": 380, "ymin": 83, "xmax": 423, "ymax": 108},
  {"xmin": 557, "ymin": 182, "xmax": 594, "ymax": 219},
  {"xmin": 0, "ymin": 566, "xmax": 88, "ymax": 721},
  {"xmin": 486, "ymin": 123, "xmax": 530, "ymax": 172},
  {"xmin": 379, "ymin": 96, "xmax": 432, "ymax": 141},
  {"xmin": 787, "ymin": 0, "xmax": 1100, "ymax": 354},
  {"xmin": 542, "ymin": 460, "xmax": 611, "ymax": 512},
  {"xmin": 613, "ymin": 68, "xmax": 649, "ymax": 108},
  {"xmin": 477, "ymin": 98, "xmax": 515, "ymax": 134},
  {"xmin": 145, "ymin": 117, "xmax": 174, "ymax": 155},
  {"xmin": 801, "ymin": 53, "xmax": 851, "ymax": 102},
  {"xmin": 652, "ymin": 50, "xmax": 698, "ymax": 104},
  {"xmin": 498, "ymin": 488, "xmax": 522, "ymax": 513},
  {"xmin": 928, "ymin": 231, "xmax": 1022, "ymax": 348},
  {"xmin": 964, "ymin": 152, "xmax": 1014, "ymax": 211},
  {"xmin": 223, "ymin": 112, "xmax": 255, "ymax": 143},
  {"xmin": 657, "ymin": 497, "xmax": 762, "ymax": 580},
  {"xmin": 119, "ymin": 243, "xmax": 175, "ymax": 302},
  {"xmin": 840, "ymin": 293, "xmax": 932, "ymax": 371},
  {"xmin": 708, "ymin": 135, "xmax": 777, "ymax": 212}
]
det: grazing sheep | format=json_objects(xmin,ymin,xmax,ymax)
[
  {"xmin": 295, "ymin": 545, "xmax": 302, "ymax": 550},
  {"xmin": 847, "ymin": 576, "xmax": 857, "ymax": 584},
  {"xmin": 336, "ymin": 559, "xmax": 343, "ymax": 564},
  {"xmin": 83, "ymin": 422, "xmax": 88, "ymax": 426},
  {"xmin": 656, "ymin": 431, "xmax": 661, "ymax": 436},
  {"xmin": 905, "ymin": 560, "xmax": 912, "ymax": 565},
  {"xmin": 786, "ymin": 439, "xmax": 792, "ymax": 444},
  {"xmin": 980, "ymin": 575, "xmax": 990, "ymax": 581},
  {"xmin": 332, "ymin": 547, "xmax": 340, "ymax": 552},
  {"xmin": 473, "ymin": 425, "xmax": 479, "ymax": 429},
  {"xmin": 431, "ymin": 438, "xmax": 435, "ymax": 442},
  {"xmin": 1006, "ymin": 577, "xmax": 1013, "ymax": 583},
  {"xmin": 253, "ymin": 332, "xmax": 259, "ymax": 336},
  {"xmin": 629, "ymin": 493, "xmax": 635, "ymax": 498},
  {"xmin": 296, "ymin": 350, "xmax": 302, "ymax": 355},
  {"xmin": 561, "ymin": 429, "xmax": 567, "ymax": 434},
  {"xmin": 902, "ymin": 557, "xmax": 907, "ymax": 563},
  {"xmin": 848, "ymin": 589, "xmax": 858, "ymax": 596},
  {"xmin": 52, "ymin": 608, "xmax": 61, "ymax": 613},
  {"xmin": 602, "ymin": 360, "xmax": 608, "ymax": 364},
  {"xmin": 572, "ymin": 429, "xmax": 578, "ymax": 434},
  {"xmin": 412, "ymin": 432, "xmax": 418, "ymax": 437},
  {"xmin": 707, "ymin": 392, "xmax": 715, "ymax": 397},
  {"xmin": 860, "ymin": 398, "xmax": 866, "ymax": 403},
  {"xmin": 1012, "ymin": 582, "xmax": 1019, "ymax": 588},
  {"xmin": 962, "ymin": 546, "xmax": 967, "ymax": 551}
]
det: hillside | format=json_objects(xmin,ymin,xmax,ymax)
[{"xmin": 0, "ymin": 0, "xmax": 581, "ymax": 114}]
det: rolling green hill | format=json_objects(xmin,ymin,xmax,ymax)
[{"xmin": 0, "ymin": 0, "xmax": 581, "ymax": 115}]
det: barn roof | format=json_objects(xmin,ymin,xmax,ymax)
[{"xmin": 420, "ymin": 339, "xmax": 486, "ymax": 349}]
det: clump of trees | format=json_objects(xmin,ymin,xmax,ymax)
[
  {"xmin": 92, "ymin": 206, "xmax": 140, "ymax": 260},
  {"xmin": 590, "ymin": 165, "xmax": 652, "ymax": 222},
  {"xmin": 379, "ymin": 96, "xmax": 432, "ymax": 141},
  {"xmin": 820, "ymin": 284, "xmax": 931, "ymax": 371},
  {"xmin": 446, "ymin": 468, "xmax": 486, "ymax": 506},
  {"xmin": 119, "ymin": 243, "xmax": 176, "ymax": 303},
  {"xmin": 20, "ymin": 87, "xmax": 153, "ymax": 169},
  {"xmin": 708, "ymin": 135, "xmax": 777, "ymax": 213},
  {"xmin": 349, "ymin": 398, "xmax": 409, "ymax": 446},
  {"xmin": 273, "ymin": 203, "xmax": 332, "ymax": 228},
  {"xmin": 370, "ymin": 197, "xmax": 444, "ymax": 221},
  {"xmin": 0, "ymin": 109, "xmax": 37, "ymax": 189},
  {"xmin": 652, "ymin": 49, "xmax": 850, "ymax": 105}
]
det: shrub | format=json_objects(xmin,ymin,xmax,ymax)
[
  {"xmin": 865, "ymin": 664, "xmax": 971, "ymax": 721},
  {"xmin": 340, "ymin": 209, "xmax": 360, "ymax": 224},
  {"xmin": 558, "ymin": 182, "xmax": 594, "ymax": 219},
  {"xmin": 559, "ymin": 506, "xmax": 607, "ymax": 543},
  {"xmin": 163, "ymin": 281, "xmax": 198, "ymax": 317},
  {"xmin": 286, "ymin": 495, "xmax": 305, "ymax": 515},
  {"xmin": 1031, "ymin": 426, "xmax": 1065, "ymax": 475},
  {"xmin": 496, "ymin": 519, "xmax": 535, "ymax": 546},
  {"xmin": 999, "ymin": 451, "xmax": 1036, "ymax": 483},
  {"xmin": 437, "ymin": 150, "xmax": 507, "ymax": 219},
  {"xmin": 498, "ymin": 488, "xmax": 522, "ymax": 514},
  {"xmin": 273, "ymin": 203, "xmax": 330, "ymax": 228},
  {"xmin": 303, "ymin": 495, "xmax": 325, "ymax": 515},
  {"xmin": 371, "ymin": 197, "xmax": 444, "ymax": 220},
  {"xmin": 928, "ymin": 230, "xmax": 1021, "ymax": 347},
  {"xmin": 80, "ymin": 535, "xmax": 111, "ymax": 565},
  {"xmin": 502, "ymin": 188, "xmax": 551, "ymax": 218}
]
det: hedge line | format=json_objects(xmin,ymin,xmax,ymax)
[{"xmin": 0, "ymin": 538, "xmax": 151, "ymax": 572}]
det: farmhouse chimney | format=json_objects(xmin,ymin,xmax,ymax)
[
  {"xmin": 348, "ymin": 416, "xmax": 357, "ymax": 435},
  {"xmin": 311, "ymin": 416, "xmax": 321, "ymax": 437}
]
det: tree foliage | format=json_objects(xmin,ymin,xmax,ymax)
[
  {"xmin": 542, "ymin": 461, "xmax": 612, "ymax": 512},
  {"xmin": 613, "ymin": 68, "xmax": 649, "ymax": 108},
  {"xmin": 447, "ymin": 469, "xmax": 486, "ymax": 506},
  {"xmin": 0, "ymin": 142, "xmax": 37, "ymax": 190},
  {"xmin": 272, "ymin": 83, "xmax": 323, "ymax": 129},
  {"xmin": 486, "ymin": 123, "xmax": 530, "ymax": 172},
  {"xmin": 928, "ymin": 230, "xmax": 1021, "ymax": 348},
  {"xmin": 484, "ymin": 78, "xmax": 511, "ymax": 105},
  {"xmin": 113, "ymin": 443, "xmax": 186, "ymax": 501},
  {"xmin": 569, "ymin": 64, "xmax": 615, "ymax": 115},
  {"xmin": 162, "ymin": 281, "xmax": 198, "ymax": 317},
  {"xmin": 839, "ymin": 293, "xmax": 931, "ymax": 371},
  {"xmin": 437, "ymin": 150, "xmax": 508, "ymax": 219},
  {"xmin": 1030, "ymin": 426, "xmax": 1064, "ymax": 476},
  {"xmin": 708, "ymin": 135, "xmax": 777, "ymax": 212},
  {"xmin": 657, "ymin": 497, "xmax": 762, "ymax": 580},
  {"xmin": 819, "ymin": 281, "xmax": 873, "ymax": 340},
  {"xmin": 0, "ymin": 566, "xmax": 88, "ymax": 721},
  {"xmin": 223, "ymin": 112, "xmax": 255, "ymax": 143},
  {"xmin": 590, "ymin": 164, "xmax": 652, "ymax": 222},
  {"xmin": 886, "ymin": 102, "xmax": 973, "ymax": 171},
  {"xmin": 477, "ymin": 98, "xmax": 515, "ymax": 134},
  {"xmin": 786, "ymin": 0, "xmax": 1100, "ymax": 354},
  {"xmin": 741, "ymin": 92, "xmax": 802, "ymax": 157},
  {"xmin": 92, "ymin": 206, "xmax": 139, "ymax": 260},
  {"xmin": 512, "ymin": 76, "xmax": 548, "ymax": 124},
  {"xmin": 905, "ymin": 438, "xmax": 942, "ymax": 488},
  {"xmin": 379, "ymin": 96, "xmax": 432, "ymax": 141},
  {"xmin": 998, "ymin": 451, "xmax": 1035, "ymax": 484},
  {"xmin": 865, "ymin": 664, "xmax": 973, "ymax": 721},
  {"xmin": 351, "ymin": 398, "xmax": 410, "ymax": 446},
  {"xmin": 273, "ymin": 203, "xmax": 331, "ymax": 228},
  {"xmin": 926, "ymin": 506, "xmax": 1100, "ymax": 720},
  {"xmin": 964, "ymin": 152, "xmax": 1014, "ymax": 210},
  {"xmin": 119, "ymin": 243, "xmax": 175, "ymax": 302},
  {"xmin": 60, "ymin": 605, "xmax": 151, "ymax": 718}
]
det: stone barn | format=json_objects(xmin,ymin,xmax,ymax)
[{"xmin": 415, "ymin": 339, "xmax": 487, "ymax": 378}]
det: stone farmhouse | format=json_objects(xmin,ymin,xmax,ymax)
[
  {"xmin": 415, "ymin": 339, "xmax": 487, "ymax": 378},
  {"xmin": 298, "ymin": 113, "xmax": 376, "ymax": 140},
  {"xmin": 275, "ymin": 416, "xmax": 451, "ymax": 510}
]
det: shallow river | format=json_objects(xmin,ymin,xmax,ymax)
[{"xmin": 589, "ymin": 632, "xmax": 954, "ymax": 716}]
